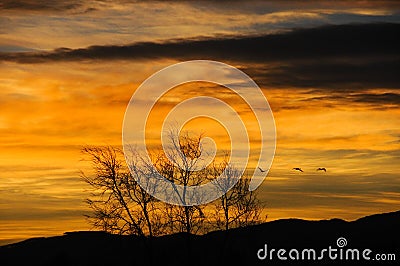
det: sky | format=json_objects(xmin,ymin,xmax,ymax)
[{"xmin": 1, "ymin": 0, "xmax": 400, "ymax": 244}]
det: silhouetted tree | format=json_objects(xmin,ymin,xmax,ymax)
[
  {"xmin": 82, "ymin": 130, "xmax": 265, "ymax": 237},
  {"xmin": 82, "ymin": 146, "xmax": 163, "ymax": 237},
  {"xmin": 153, "ymin": 130, "xmax": 207, "ymax": 234},
  {"xmin": 211, "ymin": 161, "xmax": 264, "ymax": 230}
]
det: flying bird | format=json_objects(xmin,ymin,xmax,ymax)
[
  {"xmin": 316, "ymin": 167, "xmax": 327, "ymax": 172},
  {"xmin": 293, "ymin": 168, "xmax": 303, "ymax": 172},
  {"xmin": 258, "ymin": 167, "xmax": 267, "ymax": 173}
]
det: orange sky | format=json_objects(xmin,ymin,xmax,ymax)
[{"xmin": 1, "ymin": 0, "xmax": 400, "ymax": 245}]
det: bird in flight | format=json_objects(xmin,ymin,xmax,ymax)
[
  {"xmin": 258, "ymin": 167, "xmax": 267, "ymax": 173},
  {"xmin": 293, "ymin": 168, "xmax": 303, "ymax": 172},
  {"xmin": 316, "ymin": 167, "xmax": 327, "ymax": 172}
]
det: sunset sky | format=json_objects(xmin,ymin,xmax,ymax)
[{"xmin": 1, "ymin": 0, "xmax": 400, "ymax": 245}]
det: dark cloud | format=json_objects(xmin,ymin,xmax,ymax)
[
  {"xmin": 1, "ymin": 23, "xmax": 399, "ymax": 90},
  {"xmin": 353, "ymin": 92, "xmax": 400, "ymax": 105},
  {"xmin": 245, "ymin": 58, "xmax": 400, "ymax": 90},
  {"xmin": 0, "ymin": 0, "xmax": 239, "ymax": 11},
  {"xmin": 304, "ymin": 92, "xmax": 400, "ymax": 107},
  {"xmin": 2, "ymin": 0, "xmax": 400, "ymax": 13},
  {"xmin": 0, "ymin": 0, "xmax": 84, "ymax": 11},
  {"xmin": 2, "ymin": 23, "xmax": 398, "ymax": 62}
]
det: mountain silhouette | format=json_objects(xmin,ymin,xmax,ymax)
[{"xmin": 1, "ymin": 211, "xmax": 399, "ymax": 266}]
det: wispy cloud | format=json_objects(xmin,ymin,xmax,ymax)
[
  {"xmin": 305, "ymin": 92, "xmax": 400, "ymax": 107},
  {"xmin": 2, "ymin": 23, "xmax": 398, "ymax": 91},
  {"xmin": 1, "ymin": 1, "xmax": 399, "ymax": 50},
  {"xmin": 0, "ymin": 0, "xmax": 86, "ymax": 11},
  {"xmin": 2, "ymin": 23, "xmax": 397, "ymax": 62}
]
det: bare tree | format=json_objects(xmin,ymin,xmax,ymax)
[
  {"xmin": 211, "ymin": 161, "xmax": 264, "ymax": 230},
  {"xmin": 82, "ymin": 130, "xmax": 265, "ymax": 237},
  {"xmin": 153, "ymin": 131, "xmax": 208, "ymax": 234},
  {"xmin": 82, "ymin": 146, "xmax": 163, "ymax": 237}
]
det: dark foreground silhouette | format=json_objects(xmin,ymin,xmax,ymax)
[{"xmin": 1, "ymin": 211, "xmax": 399, "ymax": 266}]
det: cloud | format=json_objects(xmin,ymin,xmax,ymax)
[
  {"xmin": 1, "ymin": 23, "xmax": 398, "ymax": 62},
  {"xmin": 0, "ymin": 0, "xmax": 84, "ymax": 11},
  {"xmin": 246, "ymin": 59, "xmax": 400, "ymax": 90},
  {"xmin": 352, "ymin": 92, "xmax": 400, "ymax": 105},
  {"xmin": 2, "ymin": 1, "xmax": 399, "ymax": 51},
  {"xmin": 7, "ymin": 0, "xmax": 397, "ymax": 10},
  {"xmin": 1, "ymin": 23, "xmax": 399, "ymax": 91},
  {"xmin": 306, "ymin": 92, "xmax": 400, "ymax": 107}
]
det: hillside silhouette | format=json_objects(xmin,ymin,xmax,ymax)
[{"xmin": 1, "ymin": 211, "xmax": 399, "ymax": 266}]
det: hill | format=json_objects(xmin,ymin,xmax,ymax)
[{"xmin": 0, "ymin": 211, "xmax": 399, "ymax": 265}]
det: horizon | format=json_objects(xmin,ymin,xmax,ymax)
[
  {"xmin": 1, "ymin": 0, "xmax": 400, "ymax": 245},
  {"xmin": 1, "ymin": 209, "xmax": 399, "ymax": 247}
]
